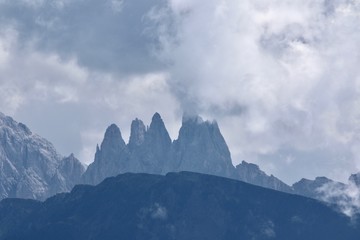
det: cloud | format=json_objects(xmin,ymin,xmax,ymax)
[
  {"xmin": 147, "ymin": 0, "xmax": 360, "ymax": 182},
  {"xmin": 1, "ymin": 0, "xmax": 360, "ymax": 184},
  {"xmin": 0, "ymin": 0, "xmax": 166, "ymax": 74},
  {"xmin": 0, "ymin": 26, "xmax": 87, "ymax": 113},
  {"xmin": 0, "ymin": 24, "xmax": 178, "ymax": 162},
  {"xmin": 318, "ymin": 181, "xmax": 360, "ymax": 218}
]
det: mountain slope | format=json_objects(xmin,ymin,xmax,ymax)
[
  {"xmin": 0, "ymin": 172, "xmax": 358, "ymax": 240},
  {"xmin": 0, "ymin": 112, "xmax": 85, "ymax": 200}
]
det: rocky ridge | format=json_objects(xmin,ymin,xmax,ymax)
[
  {"xmin": 2, "ymin": 110, "xmax": 359, "ymax": 209},
  {"xmin": 82, "ymin": 112, "xmax": 360, "ymax": 213},
  {"xmin": 0, "ymin": 112, "xmax": 85, "ymax": 200},
  {"xmin": 81, "ymin": 113, "xmax": 291, "ymax": 193}
]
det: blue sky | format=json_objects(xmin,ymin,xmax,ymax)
[{"xmin": 1, "ymin": 0, "xmax": 360, "ymax": 184}]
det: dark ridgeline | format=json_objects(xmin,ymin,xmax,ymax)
[{"xmin": 0, "ymin": 172, "xmax": 359, "ymax": 240}]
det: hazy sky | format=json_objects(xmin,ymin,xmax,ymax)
[{"xmin": 1, "ymin": 0, "xmax": 360, "ymax": 184}]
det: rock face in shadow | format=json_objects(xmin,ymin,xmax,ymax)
[
  {"xmin": 0, "ymin": 112, "xmax": 85, "ymax": 200},
  {"xmin": 0, "ymin": 172, "xmax": 359, "ymax": 240}
]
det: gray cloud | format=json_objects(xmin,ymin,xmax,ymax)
[
  {"xmin": 318, "ymin": 181, "xmax": 360, "ymax": 218},
  {"xmin": 0, "ymin": 0, "xmax": 360, "ymax": 184},
  {"xmin": 0, "ymin": 0, "xmax": 166, "ymax": 74},
  {"xmin": 0, "ymin": 18, "xmax": 179, "ymax": 163},
  {"xmin": 147, "ymin": 0, "xmax": 360, "ymax": 183}
]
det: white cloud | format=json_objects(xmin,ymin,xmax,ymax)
[
  {"xmin": 318, "ymin": 181, "xmax": 360, "ymax": 217},
  {"xmin": 148, "ymin": 0, "xmax": 360, "ymax": 182},
  {"xmin": 0, "ymin": 24, "xmax": 179, "ymax": 161},
  {"xmin": 0, "ymin": 29, "xmax": 88, "ymax": 108},
  {"xmin": 1, "ymin": 0, "xmax": 360, "ymax": 184}
]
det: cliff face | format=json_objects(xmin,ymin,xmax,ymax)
[
  {"xmin": 0, "ymin": 112, "xmax": 85, "ymax": 200},
  {"xmin": 171, "ymin": 116, "xmax": 235, "ymax": 178}
]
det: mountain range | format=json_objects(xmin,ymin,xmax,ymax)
[
  {"xmin": 81, "ymin": 113, "xmax": 292, "ymax": 193},
  {"xmin": 0, "ymin": 171, "xmax": 359, "ymax": 240},
  {"xmin": 0, "ymin": 113, "xmax": 85, "ymax": 200},
  {"xmin": 0, "ymin": 111, "xmax": 359, "ymax": 213}
]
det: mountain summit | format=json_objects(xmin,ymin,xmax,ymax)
[
  {"xmin": 171, "ymin": 116, "xmax": 235, "ymax": 177},
  {"xmin": 0, "ymin": 112, "xmax": 85, "ymax": 200},
  {"xmin": 82, "ymin": 113, "xmax": 291, "ymax": 193}
]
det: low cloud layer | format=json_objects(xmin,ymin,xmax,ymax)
[{"xmin": 0, "ymin": 0, "xmax": 360, "ymax": 183}]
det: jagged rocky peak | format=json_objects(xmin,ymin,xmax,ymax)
[
  {"xmin": 50, "ymin": 153, "xmax": 86, "ymax": 195},
  {"xmin": 101, "ymin": 123, "xmax": 125, "ymax": 151},
  {"xmin": 59, "ymin": 154, "xmax": 86, "ymax": 177},
  {"xmin": 127, "ymin": 113, "xmax": 172, "ymax": 174},
  {"xmin": 235, "ymin": 161, "xmax": 293, "ymax": 193},
  {"xmin": 292, "ymin": 176, "xmax": 339, "ymax": 199},
  {"xmin": 173, "ymin": 113, "xmax": 235, "ymax": 177},
  {"xmin": 128, "ymin": 118, "xmax": 146, "ymax": 148},
  {"xmin": 349, "ymin": 172, "xmax": 360, "ymax": 186},
  {"xmin": 81, "ymin": 123, "xmax": 129, "ymax": 185},
  {"xmin": 147, "ymin": 112, "xmax": 171, "ymax": 147},
  {"xmin": 179, "ymin": 114, "xmax": 220, "ymax": 140},
  {"xmin": 182, "ymin": 113, "xmax": 205, "ymax": 125},
  {"xmin": 129, "ymin": 113, "xmax": 171, "ymax": 150},
  {"xmin": 294, "ymin": 176, "xmax": 333, "ymax": 187},
  {"xmin": 0, "ymin": 112, "xmax": 84, "ymax": 200},
  {"xmin": 236, "ymin": 160, "xmax": 261, "ymax": 172},
  {"xmin": 235, "ymin": 161, "xmax": 264, "ymax": 181}
]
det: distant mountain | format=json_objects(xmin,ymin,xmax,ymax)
[
  {"xmin": 292, "ymin": 174, "xmax": 360, "ymax": 216},
  {"xmin": 0, "ymin": 172, "xmax": 358, "ymax": 240},
  {"xmin": 0, "ymin": 112, "xmax": 85, "ymax": 200},
  {"xmin": 292, "ymin": 177, "xmax": 344, "ymax": 199},
  {"xmin": 82, "ymin": 113, "xmax": 291, "ymax": 193},
  {"xmin": 235, "ymin": 161, "xmax": 293, "ymax": 193}
]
